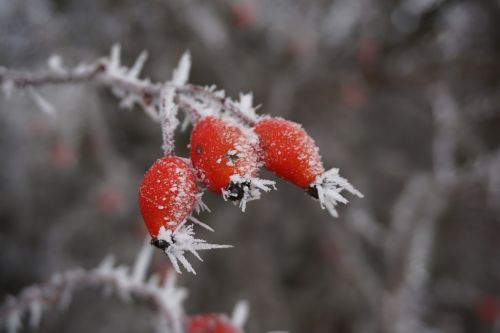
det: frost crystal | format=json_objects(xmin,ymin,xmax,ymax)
[
  {"xmin": 222, "ymin": 174, "xmax": 276, "ymax": 212},
  {"xmin": 157, "ymin": 224, "xmax": 232, "ymax": 275},
  {"xmin": 47, "ymin": 54, "xmax": 64, "ymax": 71},
  {"xmin": 194, "ymin": 192, "xmax": 211, "ymax": 214},
  {"xmin": 171, "ymin": 52, "xmax": 191, "ymax": 87},
  {"xmin": 231, "ymin": 300, "xmax": 249, "ymax": 329},
  {"xmin": 312, "ymin": 168, "xmax": 363, "ymax": 217},
  {"xmin": 28, "ymin": 88, "xmax": 56, "ymax": 115},
  {"xmin": 234, "ymin": 93, "xmax": 259, "ymax": 123}
]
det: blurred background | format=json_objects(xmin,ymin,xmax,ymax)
[{"xmin": 1, "ymin": 0, "xmax": 500, "ymax": 332}]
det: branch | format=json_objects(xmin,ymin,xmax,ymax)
[
  {"xmin": 0, "ymin": 240, "xmax": 187, "ymax": 333},
  {"xmin": 0, "ymin": 46, "xmax": 257, "ymax": 127}
]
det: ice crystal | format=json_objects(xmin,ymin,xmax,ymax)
[
  {"xmin": 312, "ymin": 168, "xmax": 363, "ymax": 217},
  {"xmin": 157, "ymin": 224, "xmax": 232, "ymax": 274}
]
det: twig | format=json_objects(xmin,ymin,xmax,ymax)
[
  {"xmin": 0, "ymin": 240, "xmax": 187, "ymax": 333},
  {"xmin": 0, "ymin": 49, "xmax": 256, "ymax": 127}
]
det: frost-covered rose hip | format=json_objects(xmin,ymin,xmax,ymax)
[
  {"xmin": 186, "ymin": 314, "xmax": 241, "ymax": 333},
  {"xmin": 254, "ymin": 117, "xmax": 363, "ymax": 217},
  {"xmin": 190, "ymin": 116, "xmax": 274, "ymax": 211},
  {"xmin": 139, "ymin": 156, "xmax": 197, "ymax": 242},
  {"xmin": 139, "ymin": 155, "xmax": 229, "ymax": 274},
  {"xmin": 255, "ymin": 117, "xmax": 323, "ymax": 189}
]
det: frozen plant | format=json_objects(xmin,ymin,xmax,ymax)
[
  {"xmin": 0, "ymin": 240, "xmax": 249, "ymax": 333},
  {"xmin": 0, "ymin": 45, "xmax": 362, "ymax": 273}
]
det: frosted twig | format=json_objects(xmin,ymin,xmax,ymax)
[
  {"xmin": 331, "ymin": 222, "xmax": 382, "ymax": 307},
  {"xmin": 0, "ymin": 241, "xmax": 187, "ymax": 333},
  {"xmin": 0, "ymin": 47, "xmax": 256, "ymax": 127},
  {"xmin": 159, "ymin": 86, "xmax": 179, "ymax": 156}
]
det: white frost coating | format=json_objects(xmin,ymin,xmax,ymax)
[
  {"xmin": 28, "ymin": 88, "xmax": 56, "ymax": 115},
  {"xmin": 28, "ymin": 300, "xmax": 42, "ymax": 329},
  {"xmin": 194, "ymin": 192, "xmax": 211, "ymax": 214},
  {"xmin": 2, "ymin": 80, "xmax": 14, "ymax": 99},
  {"xmin": 128, "ymin": 51, "xmax": 148, "ymax": 80},
  {"xmin": 157, "ymin": 224, "xmax": 232, "ymax": 275},
  {"xmin": 234, "ymin": 93, "xmax": 259, "ymax": 123},
  {"xmin": 109, "ymin": 44, "xmax": 122, "ymax": 74},
  {"xmin": 171, "ymin": 52, "xmax": 191, "ymax": 87},
  {"xmin": 47, "ymin": 54, "xmax": 64, "ymax": 72},
  {"xmin": 222, "ymin": 174, "xmax": 276, "ymax": 212},
  {"xmin": 312, "ymin": 168, "xmax": 363, "ymax": 218},
  {"xmin": 6, "ymin": 308, "xmax": 21, "ymax": 333},
  {"xmin": 159, "ymin": 86, "xmax": 179, "ymax": 156},
  {"xmin": 131, "ymin": 238, "xmax": 154, "ymax": 284},
  {"xmin": 231, "ymin": 300, "xmax": 249, "ymax": 329}
]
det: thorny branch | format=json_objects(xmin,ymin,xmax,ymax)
[
  {"xmin": 0, "ymin": 47, "xmax": 256, "ymax": 129},
  {"xmin": 0, "ymin": 240, "xmax": 187, "ymax": 333},
  {"xmin": 0, "ymin": 239, "xmax": 249, "ymax": 333}
]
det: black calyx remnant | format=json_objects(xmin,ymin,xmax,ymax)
[
  {"xmin": 151, "ymin": 237, "xmax": 170, "ymax": 250},
  {"xmin": 225, "ymin": 180, "xmax": 251, "ymax": 202},
  {"xmin": 307, "ymin": 184, "xmax": 319, "ymax": 199},
  {"xmin": 195, "ymin": 144, "xmax": 203, "ymax": 155}
]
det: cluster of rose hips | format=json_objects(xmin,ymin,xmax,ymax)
[{"xmin": 139, "ymin": 109, "xmax": 362, "ymax": 273}]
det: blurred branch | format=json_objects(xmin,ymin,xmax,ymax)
[
  {"xmin": 0, "ymin": 240, "xmax": 187, "ymax": 333},
  {"xmin": 332, "ymin": 221, "xmax": 383, "ymax": 309}
]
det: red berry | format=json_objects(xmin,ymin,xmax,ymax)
[
  {"xmin": 254, "ymin": 117, "xmax": 324, "ymax": 189},
  {"xmin": 230, "ymin": 3, "xmax": 254, "ymax": 28},
  {"xmin": 255, "ymin": 117, "xmax": 362, "ymax": 217},
  {"xmin": 190, "ymin": 116, "xmax": 259, "ymax": 195},
  {"xmin": 186, "ymin": 314, "xmax": 241, "ymax": 333},
  {"xmin": 138, "ymin": 156, "xmax": 198, "ymax": 237}
]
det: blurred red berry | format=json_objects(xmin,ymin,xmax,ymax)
[
  {"xmin": 230, "ymin": 3, "xmax": 254, "ymax": 28},
  {"xmin": 186, "ymin": 314, "xmax": 240, "ymax": 333},
  {"xmin": 138, "ymin": 156, "xmax": 198, "ymax": 237},
  {"xmin": 50, "ymin": 142, "xmax": 75, "ymax": 170},
  {"xmin": 476, "ymin": 295, "xmax": 500, "ymax": 322},
  {"xmin": 341, "ymin": 82, "xmax": 367, "ymax": 111},
  {"xmin": 97, "ymin": 187, "xmax": 122, "ymax": 216},
  {"xmin": 356, "ymin": 38, "xmax": 380, "ymax": 66}
]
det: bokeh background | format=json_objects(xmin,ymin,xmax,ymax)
[{"xmin": 1, "ymin": 0, "xmax": 500, "ymax": 332}]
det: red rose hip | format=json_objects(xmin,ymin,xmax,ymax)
[
  {"xmin": 254, "ymin": 117, "xmax": 363, "ymax": 217},
  {"xmin": 186, "ymin": 314, "xmax": 241, "ymax": 333},
  {"xmin": 139, "ymin": 156, "xmax": 198, "ymax": 238},
  {"xmin": 190, "ymin": 116, "xmax": 274, "ymax": 211}
]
